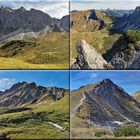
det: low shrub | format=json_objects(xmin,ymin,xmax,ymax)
[
  {"xmin": 125, "ymin": 30, "xmax": 140, "ymax": 43},
  {"xmin": 95, "ymin": 131, "xmax": 106, "ymax": 137},
  {"xmin": 114, "ymin": 126, "xmax": 140, "ymax": 137}
]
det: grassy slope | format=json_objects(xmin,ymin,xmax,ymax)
[
  {"xmin": 132, "ymin": 91, "xmax": 140, "ymax": 102},
  {"xmin": 70, "ymin": 29, "xmax": 120, "ymax": 60},
  {"xmin": 70, "ymin": 84, "xmax": 96, "ymax": 110},
  {"xmin": 0, "ymin": 96, "xmax": 69, "ymax": 139},
  {"xmin": 0, "ymin": 32, "xmax": 69, "ymax": 69}
]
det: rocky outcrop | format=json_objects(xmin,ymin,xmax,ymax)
[
  {"xmin": 71, "ymin": 40, "xmax": 112, "ymax": 69},
  {"xmin": 113, "ymin": 6, "xmax": 140, "ymax": 33},
  {"xmin": 0, "ymin": 81, "xmax": 68, "ymax": 107},
  {"xmin": 74, "ymin": 79, "xmax": 140, "ymax": 130},
  {"xmin": 103, "ymin": 36, "xmax": 140, "ymax": 69}
]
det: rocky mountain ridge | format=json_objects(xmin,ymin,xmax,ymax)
[
  {"xmin": 73, "ymin": 79, "xmax": 140, "ymax": 130},
  {"xmin": 0, "ymin": 81, "xmax": 68, "ymax": 107},
  {"xmin": 113, "ymin": 6, "xmax": 140, "ymax": 32},
  {"xmin": 0, "ymin": 6, "xmax": 69, "ymax": 41},
  {"xmin": 70, "ymin": 9, "xmax": 112, "ymax": 32}
]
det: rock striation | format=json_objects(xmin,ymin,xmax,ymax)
[
  {"xmin": 0, "ymin": 81, "xmax": 68, "ymax": 107},
  {"xmin": 71, "ymin": 40, "xmax": 111, "ymax": 69},
  {"xmin": 74, "ymin": 79, "xmax": 140, "ymax": 130}
]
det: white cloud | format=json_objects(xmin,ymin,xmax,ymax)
[
  {"xmin": 90, "ymin": 73, "xmax": 98, "ymax": 78},
  {"xmin": 0, "ymin": 78, "xmax": 16, "ymax": 91},
  {"xmin": 0, "ymin": 0, "xmax": 69, "ymax": 18}
]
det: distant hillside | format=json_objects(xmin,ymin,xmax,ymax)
[
  {"xmin": 70, "ymin": 9, "xmax": 112, "ymax": 32},
  {"xmin": 113, "ymin": 6, "xmax": 140, "ymax": 33}
]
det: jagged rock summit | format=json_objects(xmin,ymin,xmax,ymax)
[
  {"xmin": 0, "ymin": 81, "xmax": 68, "ymax": 107},
  {"xmin": 0, "ymin": 6, "xmax": 69, "ymax": 40},
  {"xmin": 71, "ymin": 40, "xmax": 112, "ymax": 69}
]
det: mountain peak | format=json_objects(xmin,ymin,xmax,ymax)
[
  {"xmin": 92, "ymin": 78, "xmax": 127, "ymax": 97},
  {"xmin": 0, "ymin": 6, "xmax": 13, "ymax": 12},
  {"xmin": 101, "ymin": 78, "xmax": 113, "ymax": 84},
  {"xmin": 29, "ymin": 82, "xmax": 37, "ymax": 87},
  {"xmin": 98, "ymin": 79, "xmax": 115, "ymax": 87},
  {"xmin": 18, "ymin": 6, "xmax": 26, "ymax": 11},
  {"xmin": 135, "ymin": 6, "xmax": 140, "ymax": 12}
]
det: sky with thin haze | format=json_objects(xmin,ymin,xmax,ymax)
[
  {"xmin": 0, "ymin": 0, "xmax": 69, "ymax": 18},
  {"xmin": 71, "ymin": 0, "xmax": 140, "ymax": 11},
  {"xmin": 0, "ymin": 70, "xmax": 69, "ymax": 91},
  {"xmin": 71, "ymin": 71, "xmax": 140, "ymax": 94}
]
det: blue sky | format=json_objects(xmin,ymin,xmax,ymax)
[
  {"xmin": 71, "ymin": 0, "xmax": 140, "ymax": 10},
  {"xmin": 71, "ymin": 71, "xmax": 140, "ymax": 94},
  {"xmin": 0, "ymin": 70, "xmax": 69, "ymax": 91},
  {"xmin": 0, "ymin": 0, "xmax": 69, "ymax": 18}
]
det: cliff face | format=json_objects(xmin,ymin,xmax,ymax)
[{"xmin": 103, "ymin": 36, "xmax": 140, "ymax": 69}]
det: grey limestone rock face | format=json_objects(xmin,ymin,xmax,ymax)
[{"xmin": 71, "ymin": 40, "xmax": 112, "ymax": 69}]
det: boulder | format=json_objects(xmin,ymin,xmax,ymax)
[{"xmin": 71, "ymin": 40, "xmax": 112, "ymax": 69}]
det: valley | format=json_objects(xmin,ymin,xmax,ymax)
[
  {"xmin": 70, "ymin": 7, "xmax": 140, "ymax": 69},
  {"xmin": 0, "ymin": 7, "xmax": 69, "ymax": 69}
]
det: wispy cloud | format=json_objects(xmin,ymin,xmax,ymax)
[
  {"xmin": 0, "ymin": 0, "xmax": 69, "ymax": 18},
  {"xmin": 90, "ymin": 73, "xmax": 98, "ymax": 78},
  {"xmin": 71, "ymin": 0, "xmax": 140, "ymax": 10},
  {"xmin": 0, "ymin": 78, "xmax": 16, "ymax": 91}
]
